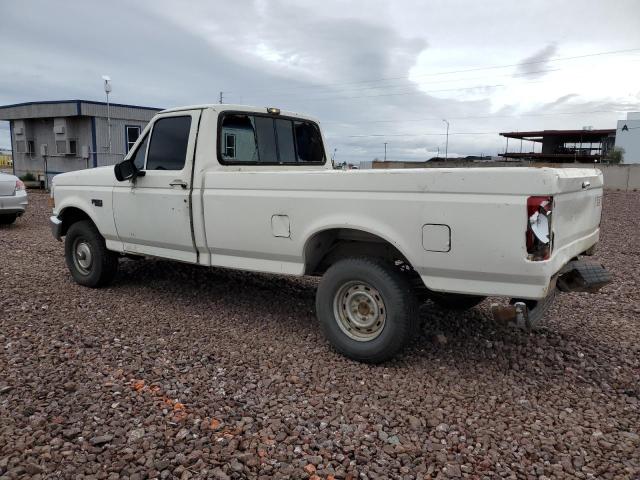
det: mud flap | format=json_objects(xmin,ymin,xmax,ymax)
[{"xmin": 557, "ymin": 260, "xmax": 611, "ymax": 293}]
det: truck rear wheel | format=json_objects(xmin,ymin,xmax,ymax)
[
  {"xmin": 316, "ymin": 258, "xmax": 417, "ymax": 363},
  {"xmin": 65, "ymin": 220, "xmax": 118, "ymax": 288}
]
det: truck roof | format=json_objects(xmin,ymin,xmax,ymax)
[{"xmin": 159, "ymin": 104, "xmax": 320, "ymax": 123}]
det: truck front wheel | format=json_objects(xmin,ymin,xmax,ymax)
[
  {"xmin": 65, "ymin": 220, "xmax": 118, "ymax": 288},
  {"xmin": 316, "ymin": 258, "xmax": 418, "ymax": 363}
]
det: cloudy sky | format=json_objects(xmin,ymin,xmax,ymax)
[{"xmin": 1, "ymin": 0, "xmax": 640, "ymax": 162}]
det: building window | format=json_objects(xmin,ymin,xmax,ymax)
[
  {"xmin": 27, "ymin": 140, "xmax": 35, "ymax": 154},
  {"xmin": 125, "ymin": 125, "xmax": 141, "ymax": 153},
  {"xmin": 224, "ymin": 133, "xmax": 236, "ymax": 159},
  {"xmin": 56, "ymin": 140, "xmax": 66, "ymax": 154},
  {"xmin": 56, "ymin": 139, "xmax": 77, "ymax": 155}
]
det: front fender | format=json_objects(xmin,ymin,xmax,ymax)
[{"xmin": 54, "ymin": 186, "xmax": 121, "ymax": 247}]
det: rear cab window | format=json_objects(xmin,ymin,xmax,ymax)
[{"xmin": 218, "ymin": 112, "xmax": 325, "ymax": 165}]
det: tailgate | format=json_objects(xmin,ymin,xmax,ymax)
[
  {"xmin": 0, "ymin": 176, "xmax": 16, "ymax": 196},
  {"xmin": 552, "ymin": 169, "xmax": 603, "ymax": 252}
]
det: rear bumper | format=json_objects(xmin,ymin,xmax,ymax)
[
  {"xmin": 491, "ymin": 259, "xmax": 611, "ymax": 328},
  {"xmin": 50, "ymin": 215, "xmax": 63, "ymax": 241},
  {"xmin": 0, "ymin": 190, "xmax": 28, "ymax": 215}
]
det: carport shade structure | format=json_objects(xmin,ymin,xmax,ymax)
[{"xmin": 499, "ymin": 128, "xmax": 616, "ymax": 163}]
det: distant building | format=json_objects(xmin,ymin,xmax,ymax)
[
  {"xmin": 498, "ymin": 128, "xmax": 616, "ymax": 163},
  {"xmin": 0, "ymin": 100, "xmax": 161, "ymax": 185},
  {"xmin": 615, "ymin": 112, "xmax": 640, "ymax": 164}
]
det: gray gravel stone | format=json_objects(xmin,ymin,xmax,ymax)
[{"xmin": 0, "ymin": 191, "xmax": 639, "ymax": 479}]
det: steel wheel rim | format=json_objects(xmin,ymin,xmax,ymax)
[
  {"xmin": 333, "ymin": 281, "xmax": 386, "ymax": 342},
  {"xmin": 72, "ymin": 238, "xmax": 93, "ymax": 275}
]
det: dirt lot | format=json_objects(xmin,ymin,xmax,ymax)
[{"xmin": 1, "ymin": 191, "xmax": 639, "ymax": 479}]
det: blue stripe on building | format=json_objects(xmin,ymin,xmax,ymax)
[
  {"xmin": 9, "ymin": 122, "xmax": 15, "ymax": 175},
  {"xmin": 91, "ymin": 117, "xmax": 98, "ymax": 168}
]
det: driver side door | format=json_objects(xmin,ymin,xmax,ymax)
[{"xmin": 112, "ymin": 110, "xmax": 200, "ymax": 262}]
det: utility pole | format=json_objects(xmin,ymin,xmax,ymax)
[
  {"xmin": 384, "ymin": 142, "xmax": 388, "ymax": 161},
  {"xmin": 442, "ymin": 119, "xmax": 449, "ymax": 160},
  {"xmin": 219, "ymin": 91, "xmax": 224, "ymax": 104}
]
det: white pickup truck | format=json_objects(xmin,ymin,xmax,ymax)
[{"xmin": 50, "ymin": 104, "xmax": 610, "ymax": 362}]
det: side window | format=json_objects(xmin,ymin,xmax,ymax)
[
  {"xmin": 131, "ymin": 134, "xmax": 148, "ymax": 170},
  {"xmin": 125, "ymin": 126, "xmax": 141, "ymax": 153},
  {"xmin": 146, "ymin": 116, "xmax": 192, "ymax": 171}
]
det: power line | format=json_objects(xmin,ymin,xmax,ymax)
[
  {"xmin": 331, "ymin": 132, "xmax": 500, "ymax": 138},
  {"xmin": 322, "ymin": 108, "xmax": 637, "ymax": 125},
  {"xmin": 264, "ymin": 82, "xmax": 510, "ymax": 102},
  {"xmin": 227, "ymin": 47, "xmax": 640, "ymax": 96},
  {"xmin": 236, "ymin": 67, "xmax": 564, "ymax": 98},
  {"xmin": 244, "ymin": 77, "xmax": 558, "ymax": 104}
]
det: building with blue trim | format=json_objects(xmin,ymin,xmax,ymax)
[{"xmin": 0, "ymin": 100, "xmax": 161, "ymax": 185}]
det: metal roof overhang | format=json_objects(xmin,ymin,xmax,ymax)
[
  {"xmin": 500, "ymin": 129, "xmax": 615, "ymax": 142},
  {"xmin": 0, "ymin": 100, "xmax": 161, "ymax": 121}
]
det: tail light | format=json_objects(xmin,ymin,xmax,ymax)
[
  {"xmin": 526, "ymin": 195, "xmax": 553, "ymax": 261},
  {"xmin": 15, "ymin": 179, "xmax": 25, "ymax": 192}
]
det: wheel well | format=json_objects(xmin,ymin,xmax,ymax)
[
  {"xmin": 304, "ymin": 228, "xmax": 414, "ymax": 276},
  {"xmin": 59, "ymin": 207, "xmax": 92, "ymax": 237}
]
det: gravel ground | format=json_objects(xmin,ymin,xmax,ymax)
[{"xmin": 1, "ymin": 191, "xmax": 639, "ymax": 480}]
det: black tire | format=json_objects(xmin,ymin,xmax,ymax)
[
  {"xmin": 316, "ymin": 257, "xmax": 418, "ymax": 363},
  {"xmin": 64, "ymin": 220, "xmax": 118, "ymax": 288},
  {"xmin": 0, "ymin": 214, "xmax": 17, "ymax": 225},
  {"xmin": 429, "ymin": 292, "xmax": 486, "ymax": 310}
]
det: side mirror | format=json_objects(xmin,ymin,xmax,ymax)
[{"xmin": 114, "ymin": 159, "xmax": 138, "ymax": 182}]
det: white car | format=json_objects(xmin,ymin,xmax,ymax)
[
  {"xmin": 49, "ymin": 104, "xmax": 610, "ymax": 362},
  {"xmin": 0, "ymin": 172, "xmax": 28, "ymax": 224}
]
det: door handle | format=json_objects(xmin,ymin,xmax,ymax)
[
  {"xmin": 582, "ymin": 181, "xmax": 591, "ymax": 189},
  {"xmin": 169, "ymin": 179, "xmax": 188, "ymax": 189}
]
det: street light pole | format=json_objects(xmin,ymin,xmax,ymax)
[
  {"xmin": 102, "ymin": 75, "xmax": 112, "ymax": 154},
  {"xmin": 442, "ymin": 119, "xmax": 449, "ymax": 160},
  {"xmin": 384, "ymin": 142, "xmax": 388, "ymax": 161}
]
